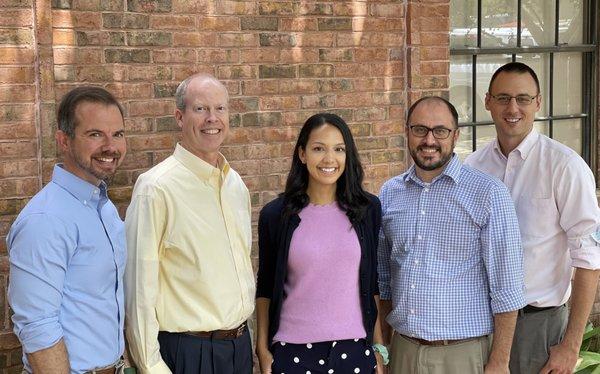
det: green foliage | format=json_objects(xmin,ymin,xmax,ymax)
[{"xmin": 576, "ymin": 323, "xmax": 600, "ymax": 373}]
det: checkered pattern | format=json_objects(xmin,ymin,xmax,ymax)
[{"xmin": 378, "ymin": 155, "xmax": 525, "ymax": 341}]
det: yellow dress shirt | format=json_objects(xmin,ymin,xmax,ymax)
[{"xmin": 125, "ymin": 143, "xmax": 255, "ymax": 374}]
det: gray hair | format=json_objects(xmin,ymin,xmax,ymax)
[{"xmin": 175, "ymin": 74, "xmax": 226, "ymax": 111}]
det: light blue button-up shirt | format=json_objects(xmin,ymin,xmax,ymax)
[
  {"xmin": 378, "ymin": 155, "xmax": 525, "ymax": 341},
  {"xmin": 8, "ymin": 165, "xmax": 125, "ymax": 373}
]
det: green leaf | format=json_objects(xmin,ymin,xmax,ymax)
[
  {"xmin": 576, "ymin": 351, "xmax": 600, "ymax": 372},
  {"xmin": 583, "ymin": 327, "xmax": 600, "ymax": 342}
]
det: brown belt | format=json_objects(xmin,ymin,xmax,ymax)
[
  {"xmin": 85, "ymin": 358, "xmax": 124, "ymax": 374},
  {"xmin": 185, "ymin": 322, "xmax": 247, "ymax": 340},
  {"xmin": 88, "ymin": 368, "xmax": 116, "ymax": 374},
  {"xmin": 401, "ymin": 334, "xmax": 483, "ymax": 346}
]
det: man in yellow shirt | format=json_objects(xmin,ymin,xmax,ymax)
[{"xmin": 125, "ymin": 74, "xmax": 255, "ymax": 374}]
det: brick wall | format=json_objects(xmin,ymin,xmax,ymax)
[{"xmin": 0, "ymin": 0, "xmax": 451, "ymax": 370}]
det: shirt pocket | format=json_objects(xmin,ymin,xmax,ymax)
[{"xmin": 517, "ymin": 195, "xmax": 557, "ymax": 239}]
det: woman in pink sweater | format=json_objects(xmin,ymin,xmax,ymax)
[{"xmin": 256, "ymin": 113, "xmax": 386, "ymax": 374}]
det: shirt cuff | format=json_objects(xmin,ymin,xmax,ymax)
[
  {"xmin": 489, "ymin": 288, "xmax": 526, "ymax": 314},
  {"xmin": 570, "ymin": 236, "xmax": 600, "ymax": 270},
  {"xmin": 19, "ymin": 321, "xmax": 63, "ymax": 354},
  {"xmin": 139, "ymin": 358, "xmax": 172, "ymax": 374}
]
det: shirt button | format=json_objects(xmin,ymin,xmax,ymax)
[
  {"xmin": 417, "ymin": 235, "xmax": 422, "ymax": 240},
  {"xmin": 424, "ymin": 188, "xmax": 429, "ymax": 192},
  {"xmin": 94, "ymin": 189, "xmax": 99, "ymax": 194},
  {"xmin": 410, "ymin": 284, "xmax": 415, "ymax": 289},
  {"xmin": 420, "ymin": 210, "xmax": 425, "ymax": 215},
  {"xmin": 414, "ymin": 259, "xmax": 419, "ymax": 265},
  {"xmin": 410, "ymin": 309, "xmax": 415, "ymax": 314},
  {"xmin": 83, "ymin": 200, "xmax": 87, "ymax": 205}
]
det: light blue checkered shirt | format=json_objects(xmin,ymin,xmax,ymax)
[{"xmin": 378, "ymin": 155, "xmax": 525, "ymax": 340}]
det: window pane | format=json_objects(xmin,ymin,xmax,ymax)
[
  {"xmin": 522, "ymin": 1, "xmax": 555, "ymax": 46},
  {"xmin": 476, "ymin": 54, "xmax": 512, "ymax": 122},
  {"xmin": 553, "ymin": 53, "xmax": 582, "ymax": 114},
  {"xmin": 451, "ymin": 0, "xmax": 478, "ymax": 48},
  {"xmin": 481, "ymin": 0, "xmax": 517, "ymax": 48},
  {"xmin": 516, "ymin": 54, "xmax": 550, "ymax": 117},
  {"xmin": 456, "ymin": 125, "xmax": 474, "ymax": 160},
  {"xmin": 553, "ymin": 118, "xmax": 582, "ymax": 155},
  {"xmin": 450, "ymin": 56, "xmax": 473, "ymax": 123},
  {"xmin": 559, "ymin": 0, "xmax": 584, "ymax": 44},
  {"xmin": 534, "ymin": 120, "xmax": 550, "ymax": 137},
  {"xmin": 475, "ymin": 124, "xmax": 497, "ymax": 150}
]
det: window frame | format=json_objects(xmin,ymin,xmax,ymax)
[{"xmin": 450, "ymin": 0, "xmax": 598, "ymax": 168}]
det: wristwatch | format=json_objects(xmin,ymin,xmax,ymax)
[{"xmin": 372, "ymin": 343, "xmax": 389, "ymax": 365}]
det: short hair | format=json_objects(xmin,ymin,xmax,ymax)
[
  {"xmin": 57, "ymin": 86, "xmax": 123, "ymax": 138},
  {"xmin": 175, "ymin": 74, "xmax": 226, "ymax": 111},
  {"xmin": 488, "ymin": 62, "xmax": 540, "ymax": 94},
  {"xmin": 406, "ymin": 96, "xmax": 459, "ymax": 129}
]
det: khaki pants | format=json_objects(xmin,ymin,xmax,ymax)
[{"xmin": 389, "ymin": 333, "xmax": 491, "ymax": 374}]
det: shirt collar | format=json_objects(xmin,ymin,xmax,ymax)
[
  {"xmin": 173, "ymin": 143, "xmax": 230, "ymax": 182},
  {"xmin": 52, "ymin": 164, "xmax": 106, "ymax": 208},
  {"xmin": 493, "ymin": 129, "xmax": 539, "ymax": 160},
  {"xmin": 403, "ymin": 153, "xmax": 462, "ymax": 186}
]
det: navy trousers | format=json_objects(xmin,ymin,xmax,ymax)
[
  {"xmin": 271, "ymin": 338, "xmax": 377, "ymax": 374},
  {"xmin": 158, "ymin": 328, "xmax": 253, "ymax": 374}
]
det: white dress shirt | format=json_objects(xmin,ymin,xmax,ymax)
[{"xmin": 465, "ymin": 129, "xmax": 600, "ymax": 307}]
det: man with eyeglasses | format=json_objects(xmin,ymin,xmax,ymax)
[
  {"xmin": 378, "ymin": 96, "xmax": 525, "ymax": 373},
  {"xmin": 465, "ymin": 62, "xmax": 600, "ymax": 374}
]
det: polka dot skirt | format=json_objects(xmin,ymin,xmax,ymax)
[{"xmin": 271, "ymin": 338, "xmax": 377, "ymax": 374}]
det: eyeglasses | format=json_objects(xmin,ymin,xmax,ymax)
[
  {"xmin": 408, "ymin": 125, "xmax": 454, "ymax": 140},
  {"xmin": 490, "ymin": 94, "xmax": 539, "ymax": 106}
]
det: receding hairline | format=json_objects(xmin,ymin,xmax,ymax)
[
  {"xmin": 176, "ymin": 73, "xmax": 229, "ymax": 111},
  {"xmin": 408, "ymin": 97, "xmax": 457, "ymax": 128}
]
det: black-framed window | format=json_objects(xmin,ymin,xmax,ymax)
[{"xmin": 449, "ymin": 0, "xmax": 597, "ymax": 167}]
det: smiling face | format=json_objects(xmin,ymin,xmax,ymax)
[
  {"xmin": 298, "ymin": 123, "xmax": 346, "ymax": 196},
  {"xmin": 176, "ymin": 77, "xmax": 229, "ymax": 166},
  {"xmin": 485, "ymin": 71, "xmax": 541, "ymax": 148},
  {"xmin": 57, "ymin": 101, "xmax": 126, "ymax": 186},
  {"xmin": 407, "ymin": 99, "xmax": 459, "ymax": 182}
]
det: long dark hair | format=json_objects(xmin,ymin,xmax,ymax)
[{"xmin": 282, "ymin": 113, "xmax": 370, "ymax": 224}]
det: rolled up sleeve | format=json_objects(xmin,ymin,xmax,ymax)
[{"xmin": 8, "ymin": 214, "xmax": 74, "ymax": 353}]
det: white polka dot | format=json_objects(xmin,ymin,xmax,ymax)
[
  {"xmin": 354, "ymin": 338, "xmax": 359, "ymax": 342},
  {"xmin": 332, "ymin": 341, "xmax": 337, "ymax": 347},
  {"xmin": 293, "ymin": 357, "xmax": 300, "ymax": 363},
  {"xmin": 306, "ymin": 343, "xmax": 312, "ymax": 349},
  {"xmin": 341, "ymin": 353, "xmax": 347, "ymax": 359},
  {"xmin": 365, "ymin": 349, "xmax": 370, "ymax": 356},
  {"xmin": 318, "ymin": 359, "xmax": 325, "ymax": 365},
  {"xmin": 354, "ymin": 369, "xmax": 361, "ymax": 373},
  {"xmin": 328, "ymin": 370, "xmax": 334, "ymax": 374},
  {"xmin": 281, "ymin": 342, "xmax": 286, "ymax": 346}
]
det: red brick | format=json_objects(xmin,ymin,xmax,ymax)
[
  {"xmin": 421, "ymin": 46, "xmax": 449, "ymax": 61},
  {"xmin": 280, "ymin": 48, "xmax": 319, "ymax": 63},
  {"xmin": 372, "ymin": 120, "xmax": 403, "ymax": 136},
  {"xmin": 172, "ymin": 65, "xmax": 214, "ymax": 81},
  {"xmin": 127, "ymin": 65, "xmax": 172, "ymax": 81},
  {"xmin": 52, "ymin": 10, "xmax": 101, "ymax": 29},
  {"xmin": 0, "ymin": 85, "xmax": 35, "ymax": 102},
  {"xmin": 277, "ymin": 79, "xmax": 318, "ymax": 94},
  {"xmin": 241, "ymin": 80, "xmax": 279, "ymax": 95},
  {"xmin": 218, "ymin": 33, "xmax": 259, "ymax": 47},
  {"xmin": 198, "ymin": 16, "xmax": 240, "ymax": 31},
  {"xmin": 240, "ymin": 48, "xmax": 279, "ymax": 63},
  {"xmin": 104, "ymin": 82, "xmax": 154, "ymax": 99},
  {"xmin": 260, "ymin": 127, "xmax": 298, "ymax": 142},
  {"xmin": 149, "ymin": 15, "xmax": 196, "ymax": 30},
  {"xmin": 421, "ymin": 17, "xmax": 449, "ymax": 32},
  {"xmin": 52, "ymin": 29, "xmax": 76, "ymax": 45},
  {"xmin": 355, "ymin": 18, "xmax": 405, "ymax": 32},
  {"xmin": 129, "ymin": 100, "xmax": 174, "ymax": 116},
  {"xmin": 0, "ymin": 47, "xmax": 33, "ymax": 64},
  {"xmin": 420, "ymin": 32, "xmax": 449, "ymax": 46},
  {"xmin": 0, "ymin": 104, "xmax": 34, "ymax": 122},
  {"xmin": 336, "ymin": 92, "xmax": 373, "ymax": 107},
  {"xmin": 171, "ymin": 0, "xmax": 208, "ymax": 13},
  {"xmin": 280, "ymin": 17, "xmax": 318, "ymax": 31},
  {"xmin": 216, "ymin": 1, "xmax": 258, "ymax": 15},
  {"xmin": 197, "ymin": 49, "xmax": 239, "ymax": 63},
  {"xmin": 370, "ymin": 3, "xmax": 405, "ymax": 18},
  {"xmin": 0, "ymin": 160, "xmax": 37, "ymax": 178},
  {"xmin": 53, "ymin": 47, "xmax": 102, "ymax": 64},
  {"xmin": 0, "ymin": 122, "xmax": 36, "ymax": 139},
  {"xmin": 259, "ymin": 96, "xmax": 300, "ymax": 111},
  {"xmin": 293, "ymin": 32, "xmax": 335, "ymax": 47},
  {"xmin": 301, "ymin": 94, "xmax": 335, "ymax": 109},
  {"xmin": 127, "ymin": 134, "xmax": 176, "ymax": 151},
  {"xmin": 354, "ymin": 48, "xmax": 388, "ymax": 62},
  {"xmin": 420, "ymin": 61, "xmax": 448, "ymax": 75},
  {"xmin": 173, "ymin": 32, "xmax": 217, "ymax": 47},
  {"xmin": 152, "ymin": 49, "xmax": 196, "ymax": 63},
  {"xmin": 75, "ymin": 65, "xmax": 127, "ymax": 82},
  {"xmin": 217, "ymin": 65, "xmax": 257, "ymax": 80},
  {"xmin": 0, "ymin": 140, "xmax": 36, "ymax": 159},
  {"xmin": 258, "ymin": 158, "xmax": 292, "ymax": 174},
  {"xmin": 0, "ymin": 28, "xmax": 33, "ymax": 45},
  {"xmin": 0, "ymin": 177, "xmax": 39, "ymax": 197},
  {"xmin": 227, "ymin": 128, "xmax": 262, "ymax": 144},
  {"xmin": 332, "ymin": 2, "xmax": 367, "ymax": 16},
  {"xmin": 421, "ymin": 4, "xmax": 449, "ymax": 18},
  {"xmin": 0, "ymin": 67, "xmax": 34, "ymax": 84},
  {"xmin": 0, "ymin": 10, "xmax": 32, "ymax": 27},
  {"xmin": 354, "ymin": 107, "xmax": 387, "ymax": 121}
]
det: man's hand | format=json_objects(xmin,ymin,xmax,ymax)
[
  {"xmin": 256, "ymin": 345, "xmax": 273, "ymax": 374},
  {"xmin": 539, "ymin": 342, "xmax": 579, "ymax": 374}
]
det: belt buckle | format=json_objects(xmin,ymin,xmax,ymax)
[{"xmin": 235, "ymin": 323, "xmax": 246, "ymax": 337}]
